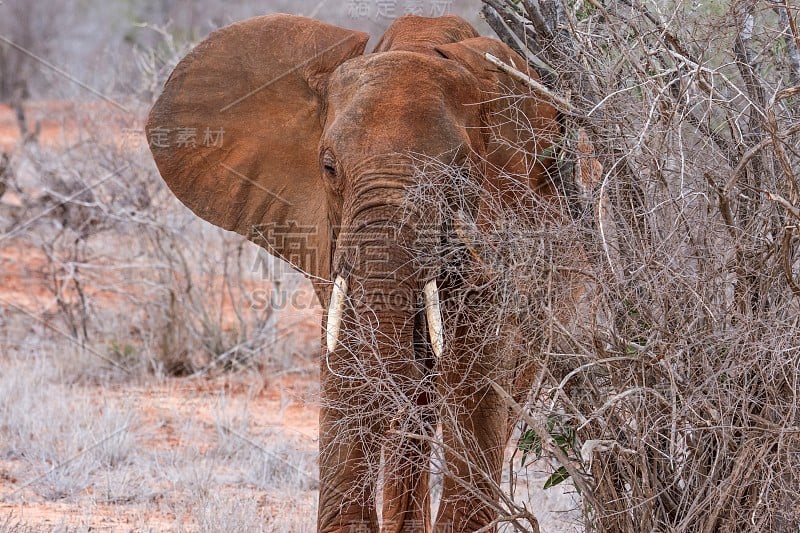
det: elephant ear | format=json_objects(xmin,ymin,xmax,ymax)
[
  {"xmin": 435, "ymin": 37, "xmax": 559, "ymax": 193},
  {"xmin": 147, "ymin": 15, "xmax": 368, "ymax": 281}
]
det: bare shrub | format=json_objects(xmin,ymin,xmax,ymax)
[
  {"xmin": 437, "ymin": 1, "xmax": 800, "ymax": 531},
  {"xmin": 0, "ymin": 1, "xmax": 68, "ymax": 104}
]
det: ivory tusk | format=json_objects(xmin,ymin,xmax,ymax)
[
  {"xmin": 326, "ymin": 275, "xmax": 348, "ymax": 353},
  {"xmin": 423, "ymin": 279, "xmax": 444, "ymax": 359}
]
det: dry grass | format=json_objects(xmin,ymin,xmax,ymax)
[{"xmin": 0, "ymin": 347, "xmax": 320, "ymax": 531}]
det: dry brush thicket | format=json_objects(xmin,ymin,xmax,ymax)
[
  {"xmin": 413, "ymin": 0, "xmax": 799, "ymax": 531},
  {"xmin": 0, "ymin": 103, "xmax": 317, "ymax": 379},
  {"xmin": 339, "ymin": 0, "xmax": 800, "ymax": 530}
]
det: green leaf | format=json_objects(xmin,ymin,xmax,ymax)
[
  {"xmin": 517, "ymin": 428, "xmax": 542, "ymax": 466},
  {"xmin": 543, "ymin": 466, "xmax": 571, "ymax": 489},
  {"xmin": 552, "ymin": 427, "xmax": 576, "ymax": 454},
  {"xmin": 534, "ymin": 145, "xmax": 556, "ymax": 166},
  {"xmin": 623, "ymin": 298, "xmax": 639, "ymax": 317},
  {"xmin": 517, "ymin": 428, "xmax": 537, "ymax": 452}
]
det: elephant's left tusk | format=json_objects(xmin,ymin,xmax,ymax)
[
  {"xmin": 424, "ymin": 279, "xmax": 444, "ymax": 359},
  {"xmin": 326, "ymin": 275, "xmax": 348, "ymax": 353}
]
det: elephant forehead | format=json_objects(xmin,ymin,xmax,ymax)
[
  {"xmin": 329, "ymin": 51, "xmax": 481, "ymax": 111},
  {"xmin": 323, "ymin": 53, "xmax": 482, "ymax": 156}
]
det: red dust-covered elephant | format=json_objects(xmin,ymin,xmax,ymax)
[{"xmin": 147, "ymin": 13, "xmax": 559, "ymax": 532}]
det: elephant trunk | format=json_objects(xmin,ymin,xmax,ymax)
[
  {"xmin": 336, "ymin": 218, "xmax": 419, "ymax": 366},
  {"xmin": 323, "ymin": 177, "xmax": 440, "ymax": 530},
  {"xmin": 327, "ymin": 166, "xmax": 444, "ymax": 359}
]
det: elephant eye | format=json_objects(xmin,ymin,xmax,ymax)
[{"xmin": 321, "ymin": 150, "xmax": 338, "ymax": 179}]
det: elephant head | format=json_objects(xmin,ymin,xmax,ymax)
[{"xmin": 147, "ymin": 14, "xmax": 559, "ymax": 532}]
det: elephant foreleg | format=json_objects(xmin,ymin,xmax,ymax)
[
  {"xmin": 318, "ymin": 402, "xmax": 380, "ymax": 532},
  {"xmin": 435, "ymin": 386, "xmax": 506, "ymax": 532},
  {"xmin": 382, "ymin": 397, "xmax": 436, "ymax": 532},
  {"xmin": 318, "ymin": 354, "xmax": 381, "ymax": 532},
  {"xmin": 382, "ymin": 436, "xmax": 432, "ymax": 532},
  {"xmin": 433, "ymin": 313, "xmax": 507, "ymax": 533}
]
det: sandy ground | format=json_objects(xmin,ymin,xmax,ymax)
[
  {"xmin": 0, "ymin": 233, "xmax": 323, "ymax": 531},
  {"xmin": 0, "ymin": 368, "xmax": 321, "ymax": 531}
]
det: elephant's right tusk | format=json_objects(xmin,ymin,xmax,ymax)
[
  {"xmin": 424, "ymin": 279, "xmax": 444, "ymax": 359},
  {"xmin": 326, "ymin": 275, "xmax": 348, "ymax": 353}
]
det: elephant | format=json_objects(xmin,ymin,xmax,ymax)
[{"xmin": 147, "ymin": 13, "xmax": 561, "ymax": 532}]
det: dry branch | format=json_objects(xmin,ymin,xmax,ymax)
[{"xmin": 483, "ymin": 52, "xmax": 577, "ymax": 115}]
